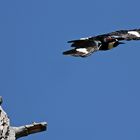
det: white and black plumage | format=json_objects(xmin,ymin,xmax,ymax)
[{"xmin": 63, "ymin": 29, "xmax": 140, "ymax": 57}]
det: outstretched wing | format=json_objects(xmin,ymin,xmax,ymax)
[
  {"xmin": 63, "ymin": 40, "xmax": 101, "ymax": 57},
  {"xmin": 94, "ymin": 29, "xmax": 140, "ymax": 41},
  {"xmin": 68, "ymin": 37, "xmax": 94, "ymax": 48},
  {"xmin": 109, "ymin": 29, "xmax": 140, "ymax": 40}
]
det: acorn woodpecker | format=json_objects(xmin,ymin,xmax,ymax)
[{"xmin": 63, "ymin": 29, "xmax": 140, "ymax": 57}]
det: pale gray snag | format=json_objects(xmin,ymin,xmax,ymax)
[{"xmin": 0, "ymin": 97, "xmax": 47, "ymax": 140}]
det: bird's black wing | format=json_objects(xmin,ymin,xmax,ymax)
[
  {"xmin": 63, "ymin": 39, "xmax": 101, "ymax": 57},
  {"xmin": 68, "ymin": 38, "xmax": 95, "ymax": 48},
  {"xmin": 94, "ymin": 29, "xmax": 140, "ymax": 41}
]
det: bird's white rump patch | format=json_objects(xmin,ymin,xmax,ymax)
[
  {"xmin": 128, "ymin": 31, "xmax": 140, "ymax": 37},
  {"xmin": 76, "ymin": 48, "xmax": 89, "ymax": 54}
]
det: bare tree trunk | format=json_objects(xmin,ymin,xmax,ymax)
[{"xmin": 0, "ymin": 97, "xmax": 47, "ymax": 140}]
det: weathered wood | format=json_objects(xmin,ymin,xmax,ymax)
[
  {"xmin": 0, "ymin": 97, "xmax": 47, "ymax": 140},
  {"xmin": 13, "ymin": 122, "xmax": 47, "ymax": 139}
]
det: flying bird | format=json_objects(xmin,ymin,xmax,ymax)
[{"xmin": 63, "ymin": 29, "xmax": 140, "ymax": 57}]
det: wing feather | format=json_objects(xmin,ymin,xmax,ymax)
[{"xmin": 104, "ymin": 29, "xmax": 140, "ymax": 41}]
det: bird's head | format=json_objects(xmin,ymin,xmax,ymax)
[{"xmin": 107, "ymin": 41, "xmax": 125, "ymax": 50}]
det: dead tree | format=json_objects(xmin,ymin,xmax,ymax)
[{"xmin": 0, "ymin": 96, "xmax": 47, "ymax": 140}]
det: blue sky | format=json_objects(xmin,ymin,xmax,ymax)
[{"xmin": 0, "ymin": 0, "xmax": 140, "ymax": 140}]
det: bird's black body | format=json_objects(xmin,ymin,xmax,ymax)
[
  {"xmin": 63, "ymin": 29, "xmax": 140, "ymax": 57},
  {"xmin": 99, "ymin": 41, "xmax": 124, "ymax": 51}
]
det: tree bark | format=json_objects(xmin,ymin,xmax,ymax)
[{"xmin": 0, "ymin": 97, "xmax": 47, "ymax": 140}]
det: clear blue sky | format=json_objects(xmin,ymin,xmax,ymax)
[{"xmin": 0, "ymin": 0, "xmax": 140, "ymax": 140}]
